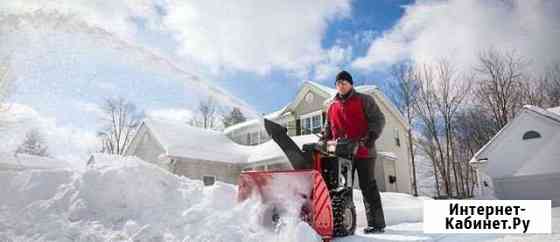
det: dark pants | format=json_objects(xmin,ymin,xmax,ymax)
[{"xmin": 354, "ymin": 156, "xmax": 386, "ymax": 228}]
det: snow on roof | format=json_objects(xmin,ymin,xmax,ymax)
[
  {"xmin": 525, "ymin": 105, "xmax": 560, "ymax": 123},
  {"xmin": 144, "ymin": 119, "xmax": 250, "ymax": 164},
  {"xmin": 223, "ymin": 104, "xmax": 290, "ymax": 134},
  {"xmin": 87, "ymin": 153, "xmax": 127, "ymax": 166},
  {"xmin": 546, "ymin": 106, "xmax": 560, "ymax": 116},
  {"xmin": 355, "ymin": 85, "xmax": 378, "ymax": 93},
  {"xmin": 0, "ymin": 152, "xmax": 70, "ymax": 170},
  {"xmin": 305, "ymin": 81, "xmax": 337, "ymax": 96},
  {"xmin": 141, "ymin": 118, "xmax": 327, "ymax": 165},
  {"xmin": 247, "ymin": 134, "xmax": 320, "ymax": 163}
]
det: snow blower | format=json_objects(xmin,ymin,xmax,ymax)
[{"xmin": 238, "ymin": 119, "xmax": 357, "ymax": 241}]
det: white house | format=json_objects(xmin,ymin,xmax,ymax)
[
  {"xmin": 470, "ymin": 105, "xmax": 560, "ymax": 206},
  {"xmin": 126, "ymin": 81, "xmax": 413, "ymax": 194}
]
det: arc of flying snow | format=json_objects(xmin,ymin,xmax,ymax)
[{"xmin": 0, "ymin": 10, "xmax": 258, "ymax": 117}]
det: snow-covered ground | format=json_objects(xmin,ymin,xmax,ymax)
[{"xmin": 0, "ymin": 155, "xmax": 558, "ymax": 242}]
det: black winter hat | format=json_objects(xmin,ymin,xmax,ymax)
[{"xmin": 336, "ymin": 70, "xmax": 353, "ymax": 85}]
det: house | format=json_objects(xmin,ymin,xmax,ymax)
[
  {"xmin": 469, "ymin": 105, "xmax": 560, "ymax": 206},
  {"xmin": 224, "ymin": 81, "xmax": 412, "ymax": 194},
  {"xmin": 125, "ymin": 118, "xmax": 250, "ymax": 185},
  {"xmin": 0, "ymin": 152, "xmax": 70, "ymax": 171},
  {"xmin": 126, "ymin": 81, "xmax": 413, "ymax": 194}
]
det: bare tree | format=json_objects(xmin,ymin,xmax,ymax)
[
  {"xmin": 189, "ymin": 97, "xmax": 221, "ymax": 130},
  {"xmin": 520, "ymin": 74, "xmax": 548, "ymax": 107},
  {"xmin": 413, "ymin": 60, "xmax": 471, "ymax": 198},
  {"xmin": 542, "ymin": 63, "xmax": 560, "ymax": 107},
  {"xmin": 474, "ymin": 48, "xmax": 528, "ymax": 132},
  {"xmin": 433, "ymin": 60, "xmax": 472, "ymax": 198},
  {"xmin": 389, "ymin": 62, "xmax": 420, "ymax": 196},
  {"xmin": 223, "ymin": 107, "xmax": 247, "ymax": 128},
  {"xmin": 98, "ymin": 97, "xmax": 143, "ymax": 155},
  {"xmin": 454, "ymin": 106, "xmax": 494, "ymax": 197},
  {"xmin": 16, "ymin": 128, "xmax": 49, "ymax": 157},
  {"xmin": 413, "ymin": 63, "xmax": 449, "ymax": 197},
  {"xmin": 0, "ymin": 56, "xmax": 12, "ymax": 112}
]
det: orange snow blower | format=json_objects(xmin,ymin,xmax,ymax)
[{"xmin": 238, "ymin": 119, "xmax": 357, "ymax": 241}]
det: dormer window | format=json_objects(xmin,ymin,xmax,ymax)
[{"xmin": 522, "ymin": 131, "xmax": 541, "ymax": 140}]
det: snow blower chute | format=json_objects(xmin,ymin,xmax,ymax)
[{"xmin": 238, "ymin": 119, "xmax": 357, "ymax": 241}]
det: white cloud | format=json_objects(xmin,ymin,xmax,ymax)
[
  {"xmin": 75, "ymin": 101, "xmax": 104, "ymax": 118},
  {"xmin": 352, "ymin": 0, "xmax": 560, "ymax": 73},
  {"xmin": 313, "ymin": 45, "xmax": 353, "ymax": 80},
  {"xmin": 2, "ymin": 0, "xmax": 352, "ymax": 77},
  {"xmin": 0, "ymin": 103, "xmax": 99, "ymax": 164},
  {"xmin": 161, "ymin": 0, "xmax": 351, "ymax": 75}
]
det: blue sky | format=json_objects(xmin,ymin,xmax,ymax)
[
  {"xmin": 223, "ymin": 0, "xmax": 412, "ymax": 114},
  {"xmin": 2, "ymin": 0, "xmax": 559, "ymax": 158}
]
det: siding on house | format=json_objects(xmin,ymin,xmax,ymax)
[
  {"xmin": 134, "ymin": 129, "xmax": 167, "ymax": 165},
  {"xmin": 171, "ymin": 157, "xmax": 243, "ymax": 184}
]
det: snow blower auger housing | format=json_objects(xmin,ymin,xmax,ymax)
[{"xmin": 238, "ymin": 119, "xmax": 357, "ymax": 241}]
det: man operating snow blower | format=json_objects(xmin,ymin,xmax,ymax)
[{"xmin": 321, "ymin": 70, "xmax": 387, "ymax": 234}]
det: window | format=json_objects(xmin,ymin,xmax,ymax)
[
  {"xmin": 312, "ymin": 115, "xmax": 321, "ymax": 133},
  {"xmin": 249, "ymin": 132, "xmax": 259, "ymax": 145},
  {"xmin": 522, "ymin": 130, "xmax": 541, "ymax": 140},
  {"xmin": 202, "ymin": 176, "xmax": 215, "ymax": 186},
  {"xmin": 301, "ymin": 113, "xmax": 322, "ymax": 135},
  {"xmin": 303, "ymin": 118, "xmax": 312, "ymax": 135},
  {"xmin": 394, "ymin": 128, "xmax": 400, "ymax": 147}
]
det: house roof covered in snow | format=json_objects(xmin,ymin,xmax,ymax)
[
  {"xmin": 223, "ymin": 104, "xmax": 290, "ymax": 134},
  {"xmin": 469, "ymin": 105, "xmax": 560, "ymax": 166},
  {"xmin": 0, "ymin": 152, "xmax": 70, "ymax": 170},
  {"xmin": 305, "ymin": 80, "xmax": 337, "ymax": 96},
  {"xmin": 247, "ymin": 134, "xmax": 320, "ymax": 163},
  {"xmin": 141, "ymin": 118, "xmax": 251, "ymax": 164},
  {"xmin": 132, "ymin": 119, "xmax": 320, "ymax": 165}
]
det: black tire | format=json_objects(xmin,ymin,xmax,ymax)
[{"xmin": 332, "ymin": 192, "xmax": 356, "ymax": 237}]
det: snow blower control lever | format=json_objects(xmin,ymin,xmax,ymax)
[{"xmin": 238, "ymin": 119, "xmax": 357, "ymax": 241}]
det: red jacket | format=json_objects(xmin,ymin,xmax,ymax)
[{"xmin": 324, "ymin": 88, "xmax": 385, "ymax": 159}]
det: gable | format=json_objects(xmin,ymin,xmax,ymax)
[
  {"xmin": 477, "ymin": 109, "xmax": 560, "ymax": 178},
  {"xmin": 125, "ymin": 123, "xmax": 167, "ymax": 163},
  {"xmin": 292, "ymin": 89, "xmax": 328, "ymax": 115},
  {"xmin": 288, "ymin": 82, "xmax": 334, "ymax": 114}
]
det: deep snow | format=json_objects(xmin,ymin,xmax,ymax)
[{"xmin": 0, "ymin": 155, "xmax": 558, "ymax": 242}]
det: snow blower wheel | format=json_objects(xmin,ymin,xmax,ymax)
[{"xmin": 331, "ymin": 191, "xmax": 356, "ymax": 236}]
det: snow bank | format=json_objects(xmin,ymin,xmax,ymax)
[
  {"xmin": 0, "ymin": 152, "xmax": 71, "ymax": 171},
  {"xmin": 0, "ymin": 156, "xmax": 320, "ymax": 242}
]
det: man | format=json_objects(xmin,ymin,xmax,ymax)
[{"xmin": 322, "ymin": 70, "xmax": 386, "ymax": 234}]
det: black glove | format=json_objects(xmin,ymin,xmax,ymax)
[{"xmin": 364, "ymin": 132, "xmax": 378, "ymax": 147}]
